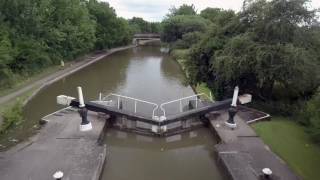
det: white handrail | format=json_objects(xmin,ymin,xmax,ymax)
[
  {"xmin": 100, "ymin": 93, "xmax": 159, "ymax": 119},
  {"xmin": 159, "ymin": 93, "xmax": 213, "ymax": 117}
]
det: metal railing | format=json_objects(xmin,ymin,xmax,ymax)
[
  {"xmin": 96, "ymin": 93, "xmax": 214, "ymax": 121},
  {"xmin": 99, "ymin": 93, "xmax": 159, "ymax": 119},
  {"xmin": 159, "ymin": 93, "xmax": 214, "ymax": 118}
]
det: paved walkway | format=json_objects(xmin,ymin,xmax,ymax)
[
  {"xmin": 208, "ymin": 110, "xmax": 301, "ymax": 180},
  {"xmin": 0, "ymin": 108, "xmax": 107, "ymax": 180}
]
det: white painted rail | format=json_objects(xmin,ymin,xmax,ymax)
[
  {"xmin": 99, "ymin": 93, "xmax": 159, "ymax": 119},
  {"xmin": 159, "ymin": 93, "xmax": 214, "ymax": 118}
]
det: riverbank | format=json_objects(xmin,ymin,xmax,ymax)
[
  {"xmin": 253, "ymin": 117, "xmax": 320, "ymax": 180},
  {"xmin": 0, "ymin": 45, "xmax": 136, "ymax": 106},
  {"xmin": 170, "ymin": 48, "xmax": 212, "ymax": 99},
  {"xmin": 170, "ymin": 47, "xmax": 320, "ymax": 180},
  {"xmin": 0, "ymin": 44, "xmax": 136, "ymax": 150}
]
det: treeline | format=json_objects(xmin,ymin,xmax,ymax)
[
  {"xmin": 161, "ymin": 1, "xmax": 320, "ymax": 143},
  {"xmin": 129, "ymin": 17, "xmax": 161, "ymax": 34},
  {"xmin": 0, "ymin": 0, "xmax": 159, "ymax": 89}
]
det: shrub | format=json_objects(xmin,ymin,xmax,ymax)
[{"xmin": 0, "ymin": 99, "xmax": 24, "ymax": 134}]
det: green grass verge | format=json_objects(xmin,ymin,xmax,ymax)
[
  {"xmin": 252, "ymin": 117, "xmax": 320, "ymax": 180},
  {"xmin": 0, "ymin": 99, "xmax": 24, "ymax": 134},
  {"xmin": 195, "ymin": 83, "xmax": 213, "ymax": 100},
  {"xmin": 0, "ymin": 62, "xmax": 73, "ymax": 97}
]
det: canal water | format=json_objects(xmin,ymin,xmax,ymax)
[{"xmin": 21, "ymin": 46, "xmax": 225, "ymax": 179}]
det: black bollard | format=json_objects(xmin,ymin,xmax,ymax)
[
  {"xmin": 119, "ymin": 100, "xmax": 123, "ymax": 110},
  {"xmin": 188, "ymin": 100, "xmax": 194, "ymax": 110},
  {"xmin": 225, "ymin": 106, "xmax": 238, "ymax": 129},
  {"xmin": 79, "ymin": 107, "xmax": 89, "ymax": 125},
  {"xmin": 79, "ymin": 107, "xmax": 92, "ymax": 131},
  {"xmin": 227, "ymin": 106, "xmax": 237, "ymax": 125}
]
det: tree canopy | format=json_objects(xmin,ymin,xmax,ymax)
[
  {"xmin": 161, "ymin": 1, "xmax": 320, "ymax": 142},
  {"xmin": 0, "ymin": 0, "xmax": 151, "ymax": 88},
  {"xmin": 180, "ymin": 0, "xmax": 320, "ymax": 101},
  {"xmin": 167, "ymin": 4, "xmax": 197, "ymax": 17}
]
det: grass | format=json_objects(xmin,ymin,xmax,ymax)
[
  {"xmin": 252, "ymin": 117, "xmax": 320, "ymax": 180},
  {"xmin": 195, "ymin": 83, "xmax": 213, "ymax": 100},
  {"xmin": 0, "ymin": 64, "xmax": 66, "ymax": 97},
  {"xmin": 0, "ymin": 99, "xmax": 24, "ymax": 134},
  {"xmin": 171, "ymin": 49, "xmax": 189, "ymax": 70}
]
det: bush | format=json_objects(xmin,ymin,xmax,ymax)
[
  {"xmin": 173, "ymin": 32, "xmax": 202, "ymax": 49},
  {"xmin": 161, "ymin": 15, "xmax": 210, "ymax": 43},
  {"xmin": 0, "ymin": 99, "xmax": 24, "ymax": 134},
  {"xmin": 302, "ymin": 89, "xmax": 320, "ymax": 143},
  {"xmin": 0, "ymin": 68, "xmax": 16, "ymax": 89}
]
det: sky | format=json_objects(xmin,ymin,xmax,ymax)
[{"xmin": 104, "ymin": 0, "xmax": 320, "ymax": 22}]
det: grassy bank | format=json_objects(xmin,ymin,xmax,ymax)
[
  {"xmin": 0, "ymin": 62, "xmax": 73, "ymax": 98},
  {"xmin": 0, "ymin": 99, "xmax": 24, "ymax": 134},
  {"xmin": 253, "ymin": 117, "xmax": 320, "ymax": 180}
]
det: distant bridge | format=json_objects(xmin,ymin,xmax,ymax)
[{"xmin": 133, "ymin": 33, "xmax": 160, "ymax": 45}]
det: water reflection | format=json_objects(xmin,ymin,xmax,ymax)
[
  {"xmin": 19, "ymin": 46, "xmax": 225, "ymax": 180},
  {"xmin": 102, "ymin": 128, "xmax": 226, "ymax": 180}
]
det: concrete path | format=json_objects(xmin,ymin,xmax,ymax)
[
  {"xmin": 208, "ymin": 110, "xmax": 301, "ymax": 180},
  {"xmin": 0, "ymin": 108, "xmax": 107, "ymax": 180}
]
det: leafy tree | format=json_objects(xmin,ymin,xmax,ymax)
[
  {"xmin": 301, "ymin": 89, "xmax": 320, "ymax": 143},
  {"xmin": 200, "ymin": 8, "xmax": 236, "ymax": 26},
  {"xmin": 128, "ymin": 17, "xmax": 160, "ymax": 34},
  {"xmin": 0, "ymin": 0, "xmax": 138, "ymax": 89},
  {"xmin": 87, "ymin": 0, "xmax": 132, "ymax": 49},
  {"xmin": 129, "ymin": 17, "xmax": 151, "ymax": 33},
  {"xmin": 0, "ymin": 27, "xmax": 15, "ymax": 88},
  {"xmin": 186, "ymin": 0, "xmax": 320, "ymax": 102},
  {"xmin": 161, "ymin": 15, "xmax": 210, "ymax": 43},
  {"xmin": 168, "ymin": 4, "xmax": 197, "ymax": 17},
  {"xmin": 173, "ymin": 32, "xmax": 202, "ymax": 49}
]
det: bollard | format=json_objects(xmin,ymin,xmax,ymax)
[
  {"xmin": 119, "ymin": 100, "xmax": 123, "ymax": 110},
  {"xmin": 77, "ymin": 86, "xmax": 92, "ymax": 131},
  {"xmin": 231, "ymin": 86, "xmax": 239, "ymax": 107},
  {"xmin": 53, "ymin": 171, "xmax": 63, "ymax": 180},
  {"xmin": 225, "ymin": 86, "xmax": 239, "ymax": 129},
  {"xmin": 225, "ymin": 106, "xmax": 237, "ymax": 129},
  {"xmin": 262, "ymin": 168, "xmax": 272, "ymax": 179},
  {"xmin": 77, "ymin": 87, "xmax": 85, "ymax": 108}
]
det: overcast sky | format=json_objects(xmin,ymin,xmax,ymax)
[{"xmin": 104, "ymin": 0, "xmax": 320, "ymax": 22}]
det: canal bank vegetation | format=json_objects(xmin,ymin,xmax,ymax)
[
  {"xmin": 161, "ymin": 0, "xmax": 320, "ymax": 143},
  {"xmin": 161, "ymin": 1, "xmax": 320, "ymax": 179},
  {"xmin": 0, "ymin": 99, "xmax": 24, "ymax": 134},
  {"xmin": 0, "ymin": 0, "xmax": 160, "ymax": 148},
  {"xmin": 170, "ymin": 49, "xmax": 213, "ymax": 99},
  {"xmin": 0, "ymin": 0, "xmax": 160, "ymax": 93}
]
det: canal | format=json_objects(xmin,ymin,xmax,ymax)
[{"xmin": 23, "ymin": 46, "xmax": 226, "ymax": 180}]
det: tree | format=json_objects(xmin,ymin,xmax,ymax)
[
  {"xmin": 161, "ymin": 15, "xmax": 210, "ymax": 43},
  {"xmin": 301, "ymin": 89, "xmax": 320, "ymax": 143},
  {"xmin": 128, "ymin": 17, "xmax": 160, "ymax": 34},
  {"xmin": 0, "ymin": 0, "xmax": 136, "ymax": 88},
  {"xmin": 0, "ymin": 26, "xmax": 15, "ymax": 88},
  {"xmin": 185, "ymin": 0, "xmax": 320, "ymax": 103},
  {"xmin": 168, "ymin": 4, "xmax": 197, "ymax": 17},
  {"xmin": 87, "ymin": 0, "xmax": 132, "ymax": 49},
  {"xmin": 200, "ymin": 8, "xmax": 236, "ymax": 26}
]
